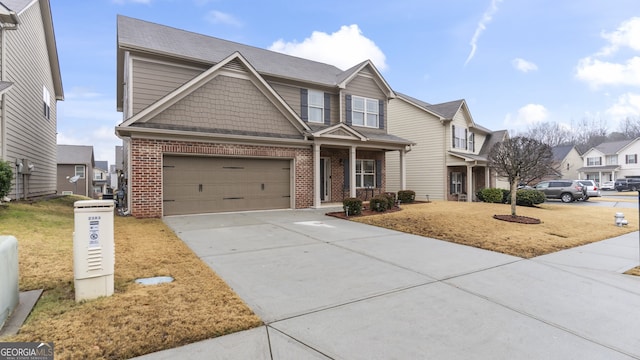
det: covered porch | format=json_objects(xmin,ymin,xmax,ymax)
[{"xmin": 446, "ymin": 152, "xmax": 491, "ymax": 202}]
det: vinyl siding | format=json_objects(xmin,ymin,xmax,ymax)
[
  {"xmin": 344, "ymin": 74, "xmax": 387, "ymax": 133},
  {"xmin": 386, "ymin": 98, "xmax": 446, "ymax": 200},
  {"xmin": 4, "ymin": 2, "xmax": 57, "ymax": 198},
  {"xmin": 131, "ymin": 57, "xmax": 205, "ymax": 115},
  {"xmin": 147, "ymin": 75, "xmax": 301, "ymax": 137}
]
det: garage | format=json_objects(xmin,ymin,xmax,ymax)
[{"xmin": 163, "ymin": 156, "xmax": 292, "ymax": 215}]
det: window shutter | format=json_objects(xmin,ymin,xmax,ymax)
[
  {"xmin": 464, "ymin": 129, "xmax": 468, "ymax": 150},
  {"xmin": 471, "ymin": 133, "xmax": 475, "ymax": 152},
  {"xmin": 378, "ymin": 100, "xmax": 385, "ymax": 129},
  {"xmin": 345, "ymin": 95, "xmax": 352, "ymax": 125},
  {"xmin": 324, "ymin": 93, "xmax": 331, "ymax": 125},
  {"xmin": 451, "ymin": 125, "xmax": 455, "ymax": 148},
  {"xmin": 343, "ymin": 158, "xmax": 350, "ymax": 190},
  {"xmin": 376, "ymin": 160, "xmax": 382, "ymax": 188},
  {"xmin": 300, "ymin": 88, "xmax": 308, "ymax": 122}
]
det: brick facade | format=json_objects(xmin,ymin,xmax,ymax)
[{"xmin": 129, "ymin": 138, "xmax": 313, "ymax": 218}]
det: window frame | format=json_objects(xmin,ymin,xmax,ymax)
[
  {"xmin": 587, "ymin": 157, "xmax": 602, "ymax": 166},
  {"xmin": 307, "ymin": 90, "xmax": 324, "ymax": 123},
  {"xmin": 351, "ymin": 96, "xmax": 379, "ymax": 128},
  {"xmin": 626, "ymin": 154, "xmax": 638, "ymax": 164},
  {"xmin": 42, "ymin": 85, "xmax": 51, "ymax": 120},
  {"xmin": 75, "ymin": 165, "xmax": 85, "ymax": 179},
  {"xmin": 453, "ymin": 126, "xmax": 467, "ymax": 150},
  {"xmin": 355, "ymin": 159, "xmax": 376, "ymax": 188},
  {"xmin": 451, "ymin": 172, "xmax": 463, "ymax": 194}
]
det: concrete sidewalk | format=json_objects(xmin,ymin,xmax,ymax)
[{"xmin": 136, "ymin": 209, "xmax": 640, "ymax": 359}]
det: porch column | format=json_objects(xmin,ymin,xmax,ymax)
[
  {"xmin": 399, "ymin": 150, "xmax": 407, "ymax": 190},
  {"xmin": 466, "ymin": 164, "xmax": 473, "ymax": 202},
  {"xmin": 485, "ymin": 166, "xmax": 490, "ymax": 188},
  {"xmin": 313, "ymin": 143, "xmax": 321, "ymax": 208},
  {"xmin": 350, "ymin": 146, "xmax": 356, "ymax": 198}
]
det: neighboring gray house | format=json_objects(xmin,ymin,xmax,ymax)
[
  {"xmin": 56, "ymin": 145, "xmax": 94, "ymax": 197},
  {"xmin": 578, "ymin": 138, "xmax": 640, "ymax": 182},
  {"xmin": 386, "ymin": 93, "xmax": 508, "ymax": 201},
  {"xmin": 0, "ymin": 0, "xmax": 63, "ymax": 200},
  {"xmin": 93, "ymin": 160, "xmax": 109, "ymax": 196},
  {"xmin": 115, "ymin": 16, "xmax": 413, "ymax": 217}
]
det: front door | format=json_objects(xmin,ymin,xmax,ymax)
[{"xmin": 320, "ymin": 158, "xmax": 330, "ymax": 202}]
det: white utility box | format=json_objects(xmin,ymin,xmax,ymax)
[{"xmin": 73, "ymin": 200, "xmax": 115, "ymax": 301}]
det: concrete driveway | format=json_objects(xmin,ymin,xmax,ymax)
[{"xmin": 138, "ymin": 208, "xmax": 640, "ymax": 359}]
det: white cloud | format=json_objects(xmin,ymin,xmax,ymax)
[
  {"xmin": 575, "ymin": 56, "xmax": 640, "ymax": 88},
  {"xmin": 205, "ymin": 10, "xmax": 242, "ymax": 27},
  {"xmin": 598, "ymin": 17, "xmax": 640, "ymax": 56},
  {"xmin": 576, "ymin": 17, "xmax": 640, "ymax": 88},
  {"xmin": 504, "ymin": 104, "xmax": 549, "ymax": 128},
  {"xmin": 465, "ymin": 0, "xmax": 503, "ymax": 66},
  {"xmin": 512, "ymin": 58, "xmax": 538, "ymax": 73},
  {"xmin": 605, "ymin": 92, "xmax": 640, "ymax": 119},
  {"xmin": 268, "ymin": 25, "xmax": 388, "ymax": 71}
]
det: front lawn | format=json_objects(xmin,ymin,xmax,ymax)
[
  {"xmin": 0, "ymin": 196, "xmax": 261, "ymax": 359},
  {"xmin": 352, "ymin": 201, "xmax": 639, "ymax": 258}
]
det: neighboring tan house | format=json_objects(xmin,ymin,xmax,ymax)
[
  {"xmin": 115, "ymin": 16, "xmax": 413, "ymax": 217},
  {"xmin": 386, "ymin": 93, "xmax": 508, "ymax": 201},
  {"xmin": 93, "ymin": 160, "xmax": 109, "ymax": 196},
  {"xmin": 578, "ymin": 138, "xmax": 640, "ymax": 182},
  {"xmin": 550, "ymin": 145, "xmax": 582, "ymax": 180},
  {"xmin": 56, "ymin": 145, "xmax": 94, "ymax": 197},
  {"xmin": 0, "ymin": 0, "xmax": 63, "ymax": 200}
]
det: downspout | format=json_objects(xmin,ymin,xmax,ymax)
[{"xmin": 1, "ymin": 15, "xmax": 18, "ymax": 198}]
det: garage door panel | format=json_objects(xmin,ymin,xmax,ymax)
[{"xmin": 163, "ymin": 156, "xmax": 292, "ymax": 215}]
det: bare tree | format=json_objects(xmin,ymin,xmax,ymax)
[
  {"xmin": 570, "ymin": 116, "xmax": 609, "ymax": 153},
  {"xmin": 517, "ymin": 122, "xmax": 572, "ymax": 147},
  {"xmin": 617, "ymin": 117, "xmax": 640, "ymax": 139},
  {"xmin": 488, "ymin": 137, "xmax": 557, "ymax": 216}
]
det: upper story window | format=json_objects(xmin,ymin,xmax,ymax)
[
  {"xmin": 308, "ymin": 90, "xmax": 324, "ymax": 123},
  {"xmin": 75, "ymin": 165, "xmax": 85, "ymax": 178},
  {"xmin": 626, "ymin": 154, "xmax": 638, "ymax": 164},
  {"xmin": 587, "ymin": 157, "xmax": 602, "ymax": 166},
  {"xmin": 352, "ymin": 96, "xmax": 379, "ymax": 128},
  {"xmin": 468, "ymin": 133, "xmax": 475, "ymax": 152},
  {"xmin": 94, "ymin": 171, "xmax": 104, "ymax": 180},
  {"xmin": 606, "ymin": 155, "xmax": 618, "ymax": 165},
  {"xmin": 42, "ymin": 86, "xmax": 51, "ymax": 119},
  {"xmin": 452, "ymin": 125, "xmax": 467, "ymax": 150}
]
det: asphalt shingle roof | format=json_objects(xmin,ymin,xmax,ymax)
[
  {"xmin": 551, "ymin": 145, "xmax": 576, "ymax": 161},
  {"xmin": 57, "ymin": 145, "xmax": 94, "ymax": 165},
  {"xmin": 594, "ymin": 139, "xmax": 634, "ymax": 155}
]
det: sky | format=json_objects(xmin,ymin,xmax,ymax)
[{"xmin": 50, "ymin": 0, "xmax": 640, "ymax": 166}]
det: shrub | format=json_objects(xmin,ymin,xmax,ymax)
[
  {"xmin": 397, "ymin": 190, "xmax": 416, "ymax": 204},
  {"xmin": 369, "ymin": 195, "xmax": 389, "ymax": 212},
  {"xmin": 501, "ymin": 189, "xmax": 511, "ymax": 204},
  {"xmin": 383, "ymin": 192, "xmax": 396, "ymax": 209},
  {"xmin": 0, "ymin": 161, "xmax": 13, "ymax": 200},
  {"xmin": 342, "ymin": 197, "xmax": 362, "ymax": 216},
  {"xmin": 515, "ymin": 189, "xmax": 545, "ymax": 207},
  {"xmin": 477, "ymin": 188, "xmax": 503, "ymax": 203}
]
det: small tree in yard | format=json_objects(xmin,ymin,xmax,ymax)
[
  {"xmin": 488, "ymin": 136, "xmax": 557, "ymax": 216},
  {"xmin": 0, "ymin": 161, "xmax": 13, "ymax": 202}
]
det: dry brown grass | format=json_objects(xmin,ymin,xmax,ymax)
[
  {"xmin": 0, "ymin": 196, "xmax": 261, "ymax": 359},
  {"xmin": 352, "ymin": 201, "xmax": 639, "ymax": 258},
  {"xmin": 625, "ymin": 267, "xmax": 640, "ymax": 276}
]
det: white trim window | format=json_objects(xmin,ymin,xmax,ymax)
[
  {"xmin": 308, "ymin": 90, "xmax": 324, "ymax": 123},
  {"xmin": 356, "ymin": 159, "xmax": 375, "ymax": 188},
  {"xmin": 451, "ymin": 172, "xmax": 463, "ymax": 194},
  {"xmin": 453, "ymin": 125, "xmax": 467, "ymax": 150},
  {"xmin": 587, "ymin": 157, "xmax": 602, "ymax": 166},
  {"xmin": 606, "ymin": 155, "xmax": 618, "ymax": 165},
  {"xmin": 626, "ymin": 154, "xmax": 638, "ymax": 164},
  {"xmin": 352, "ymin": 96, "xmax": 379, "ymax": 128},
  {"xmin": 75, "ymin": 165, "xmax": 85, "ymax": 179},
  {"xmin": 42, "ymin": 85, "xmax": 51, "ymax": 119}
]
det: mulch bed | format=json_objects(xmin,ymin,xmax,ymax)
[
  {"xmin": 326, "ymin": 201, "xmax": 429, "ymax": 219},
  {"xmin": 493, "ymin": 214, "xmax": 541, "ymax": 224}
]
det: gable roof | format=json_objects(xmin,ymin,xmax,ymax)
[
  {"xmin": 95, "ymin": 161, "xmax": 108, "ymax": 172},
  {"xmin": 592, "ymin": 139, "xmax": 635, "ymax": 155},
  {"xmin": 57, "ymin": 145, "xmax": 94, "ymax": 165},
  {"xmin": 478, "ymin": 130, "xmax": 508, "ymax": 156},
  {"xmin": 427, "ymin": 99, "xmax": 465, "ymax": 119},
  {"xmin": 551, "ymin": 144, "xmax": 577, "ymax": 161},
  {"xmin": 117, "ymin": 15, "xmax": 389, "ymax": 110},
  {"xmin": 117, "ymin": 51, "xmax": 311, "ymax": 139},
  {"xmin": 3, "ymin": 0, "xmax": 63, "ymax": 100}
]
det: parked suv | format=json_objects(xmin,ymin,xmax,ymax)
[
  {"xmin": 577, "ymin": 180, "xmax": 601, "ymax": 197},
  {"xmin": 534, "ymin": 180, "xmax": 586, "ymax": 203},
  {"xmin": 615, "ymin": 178, "xmax": 640, "ymax": 192}
]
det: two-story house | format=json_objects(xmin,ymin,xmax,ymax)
[
  {"xmin": 578, "ymin": 138, "xmax": 640, "ymax": 182},
  {"xmin": 93, "ymin": 160, "xmax": 109, "ymax": 196},
  {"xmin": 56, "ymin": 144, "xmax": 94, "ymax": 197},
  {"xmin": 115, "ymin": 16, "xmax": 413, "ymax": 217},
  {"xmin": 0, "ymin": 0, "xmax": 63, "ymax": 200},
  {"xmin": 386, "ymin": 93, "xmax": 508, "ymax": 201},
  {"xmin": 550, "ymin": 145, "xmax": 582, "ymax": 180}
]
